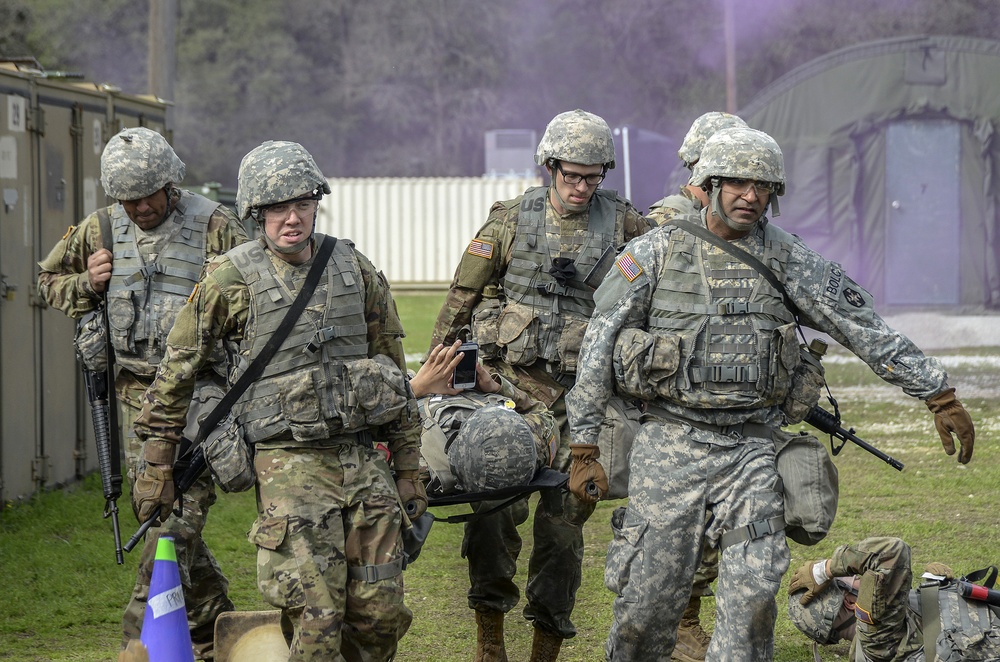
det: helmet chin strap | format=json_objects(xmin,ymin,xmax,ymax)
[{"xmin": 551, "ymin": 185, "xmax": 588, "ymax": 214}]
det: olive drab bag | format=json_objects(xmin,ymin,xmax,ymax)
[{"xmin": 596, "ymin": 395, "xmax": 643, "ymax": 500}]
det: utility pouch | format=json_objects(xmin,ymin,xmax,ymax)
[
  {"xmin": 75, "ymin": 307, "xmax": 109, "ymax": 372},
  {"xmin": 774, "ymin": 431, "xmax": 839, "ymax": 545},
  {"xmin": 203, "ymin": 414, "xmax": 256, "ymax": 493}
]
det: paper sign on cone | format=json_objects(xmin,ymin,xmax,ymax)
[{"xmin": 140, "ymin": 536, "xmax": 194, "ymax": 662}]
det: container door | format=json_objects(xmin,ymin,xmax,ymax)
[{"xmin": 884, "ymin": 120, "xmax": 961, "ymax": 305}]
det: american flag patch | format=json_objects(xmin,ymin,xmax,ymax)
[
  {"xmin": 616, "ymin": 252, "xmax": 642, "ymax": 282},
  {"xmin": 467, "ymin": 239, "xmax": 494, "ymax": 259}
]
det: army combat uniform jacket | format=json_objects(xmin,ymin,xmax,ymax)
[{"xmin": 430, "ymin": 186, "xmax": 652, "ymax": 410}]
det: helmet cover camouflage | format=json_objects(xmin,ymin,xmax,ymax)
[
  {"xmin": 235, "ymin": 140, "xmax": 332, "ymax": 220},
  {"xmin": 534, "ymin": 109, "xmax": 616, "ymax": 169},
  {"xmin": 447, "ymin": 405, "xmax": 537, "ymax": 492},
  {"xmin": 787, "ymin": 582, "xmax": 849, "ymax": 646},
  {"xmin": 678, "ymin": 111, "xmax": 748, "ymax": 169},
  {"xmin": 100, "ymin": 127, "xmax": 185, "ymax": 200},
  {"xmin": 690, "ymin": 127, "xmax": 785, "ymax": 195}
]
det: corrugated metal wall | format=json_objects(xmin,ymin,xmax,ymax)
[{"xmin": 315, "ymin": 176, "xmax": 540, "ymax": 286}]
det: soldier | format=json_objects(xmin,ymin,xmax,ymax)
[
  {"xmin": 428, "ymin": 109, "xmax": 653, "ymax": 660},
  {"xmin": 788, "ymin": 536, "xmax": 1000, "ymax": 661},
  {"xmin": 565, "ymin": 126, "xmax": 975, "ymax": 661},
  {"xmin": 131, "ymin": 141, "xmax": 424, "ymax": 661},
  {"xmin": 647, "ymin": 111, "xmax": 747, "ymax": 226},
  {"xmin": 410, "ymin": 339, "xmax": 559, "ymax": 497},
  {"xmin": 645, "ymin": 110, "xmax": 750, "ymax": 662},
  {"xmin": 37, "ymin": 127, "xmax": 247, "ymax": 659}
]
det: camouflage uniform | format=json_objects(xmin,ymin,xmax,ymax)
[
  {"xmin": 430, "ymin": 183, "xmax": 651, "ymax": 638},
  {"xmin": 647, "ymin": 186, "xmax": 702, "ymax": 227},
  {"xmin": 37, "ymin": 184, "xmax": 247, "ymax": 659},
  {"xmin": 567, "ymin": 211, "xmax": 948, "ymax": 661},
  {"xmin": 791, "ymin": 537, "xmax": 923, "ymax": 661},
  {"xmin": 420, "ymin": 374, "xmax": 559, "ymax": 494},
  {"xmin": 134, "ymin": 233, "xmax": 418, "ymax": 662}
]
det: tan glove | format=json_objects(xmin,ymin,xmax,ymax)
[
  {"xmin": 924, "ymin": 562, "xmax": 955, "ymax": 580},
  {"xmin": 926, "ymin": 388, "xmax": 975, "ymax": 463},
  {"xmin": 132, "ymin": 464, "xmax": 174, "ymax": 526},
  {"xmin": 568, "ymin": 444, "xmax": 609, "ymax": 504},
  {"xmin": 395, "ymin": 470, "xmax": 428, "ymax": 520},
  {"xmin": 789, "ymin": 560, "xmax": 830, "ymax": 605}
]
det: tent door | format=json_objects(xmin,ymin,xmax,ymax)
[{"xmin": 884, "ymin": 120, "xmax": 960, "ymax": 305}]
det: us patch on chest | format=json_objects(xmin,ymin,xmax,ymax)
[
  {"xmin": 467, "ymin": 239, "xmax": 494, "ymax": 259},
  {"xmin": 616, "ymin": 252, "xmax": 642, "ymax": 282}
]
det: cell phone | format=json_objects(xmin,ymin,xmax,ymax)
[{"xmin": 452, "ymin": 342, "xmax": 479, "ymax": 390}]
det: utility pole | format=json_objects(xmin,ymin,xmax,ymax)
[
  {"xmin": 147, "ymin": 0, "xmax": 177, "ymax": 113},
  {"xmin": 723, "ymin": 0, "xmax": 737, "ymax": 113}
]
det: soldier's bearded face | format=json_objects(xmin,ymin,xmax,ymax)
[{"xmin": 120, "ymin": 189, "xmax": 169, "ymax": 231}]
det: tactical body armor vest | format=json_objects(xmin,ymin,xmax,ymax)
[
  {"xmin": 106, "ymin": 191, "xmax": 219, "ymax": 377},
  {"xmin": 498, "ymin": 186, "xmax": 622, "ymax": 375},
  {"xmin": 227, "ymin": 236, "xmax": 372, "ymax": 445},
  {"xmin": 648, "ymin": 221, "xmax": 800, "ymax": 411}
]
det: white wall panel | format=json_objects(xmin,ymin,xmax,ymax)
[{"xmin": 315, "ymin": 177, "xmax": 540, "ymax": 286}]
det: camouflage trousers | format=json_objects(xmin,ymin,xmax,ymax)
[
  {"xmin": 118, "ymin": 374, "xmax": 234, "ymax": 660},
  {"xmin": 604, "ymin": 421, "xmax": 789, "ymax": 662},
  {"xmin": 250, "ymin": 442, "xmax": 412, "ymax": 662},
  {"xmin": 463, "ymin": 388, "xmax": 596, "ymax": 638},
  {"xmin": 843, "ymin": 537, "xmax": 921, "ymax": 661}
]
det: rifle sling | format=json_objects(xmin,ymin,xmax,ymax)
[{"xmin": 178, "ymin": 235, "xmax": 338, "ymax": 463}]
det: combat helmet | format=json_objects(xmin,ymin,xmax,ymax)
[
  {"xmin": 690, "ymin": 126, "xmax": 785, "ymax": 195},
  {"xmin": 235, "ymin": 140, "xmax": 331, "ymax": 221},
  {"xmin": 678, "ymin": 111, "xmax": 748, "ymax": 169},
  {"xmin": 787, "ymin": 582, "xmax": 851, "ymax": 646},
  {"xmin": 447, "ymin": 405, "xmax": 538, "ymax": 492},
  {"xmin": 100, "ymin": 127, "xmax": 185, "ymax": 200},
  {"xmin": 534, "ymin": 109, "xmax": 616, "ymax": 169}
]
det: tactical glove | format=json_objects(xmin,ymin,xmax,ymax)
[
  {"xmin": 789, "ymin": 560, "xmax": 830, "ymax": 605},
  {"xmin": 926, "ymin": 388, "xmax": 975, "ymax": 463},
  {"xmin": 568, "ymin": 444, "xmax": 609, "ymax": 504},
  {"xmin": 395, "ymin": 470, "xmax": 428, "ymax": 520},
  {"xmin": 924, "ymin": 562, "xmax": 955, "ymax": 580},
  {"xmin": 132, "ymin": 464, "xmax": 175, "ymax": 526}
]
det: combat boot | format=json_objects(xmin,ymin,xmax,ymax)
[
  {"xmin": 528, "ymin": 625, "xmax": 563, "ymax": 662},
  {"xmin": 474, "ymin": 609, "xmax": 508, "ymax": 662},
  {"xmin": 671, "ymin": 596, "xmax": 710, "ymax": 662}
]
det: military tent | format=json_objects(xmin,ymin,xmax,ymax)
[{"xmin": 739, "ymin": 35, "xmax": 1000, "ymax": 309}]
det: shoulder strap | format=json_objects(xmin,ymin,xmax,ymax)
[
  {"xmin": 921, "ymin": 584, "xmax": 942, "ymax": 657},
  {"xmin": 181, "ymin": 236, "xmax": 338, "ymax": 461},
  {"xmin": 96, "ymin": 208, "xmax": 113, "ymax": 252},
  {"xmin": 670, "ymin": 217, "xmax": 802, "ymax": 321}
]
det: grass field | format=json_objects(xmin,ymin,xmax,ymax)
[{"xmin": 1, "ymin": 291, "xmax": 998, "ymax": 661}]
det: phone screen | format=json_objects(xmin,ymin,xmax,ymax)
[{"xmin": 453, "ymin": 342, "xmax": 479, "ymax": 389}]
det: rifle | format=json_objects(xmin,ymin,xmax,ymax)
[
  {"xmin": 805, "ymin": 403, "xmax": 904, "ymax": 471},
  {"xmin": 82, "ymin": 305, "xmax": 125, "ymax": 564},
  {"xmin": 124, "ymin": 443, "xmax": 204, "ymax": 552}
]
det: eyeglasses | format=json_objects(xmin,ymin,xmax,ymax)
[
  {"xmin": 556, "ymin": 162, "xmax": 606, "ymax": 187},
  {"xmin": 262, "ymin": 199, "xmax": 319, "ymax": 222},
  {"xmin": 720, "ymin": 178, "xmax": 776, "ymax": 197}
]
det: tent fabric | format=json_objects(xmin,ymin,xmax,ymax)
[{"xmin": 739, "ymin": 35, "xmax": 1000, "ymax": 308}]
